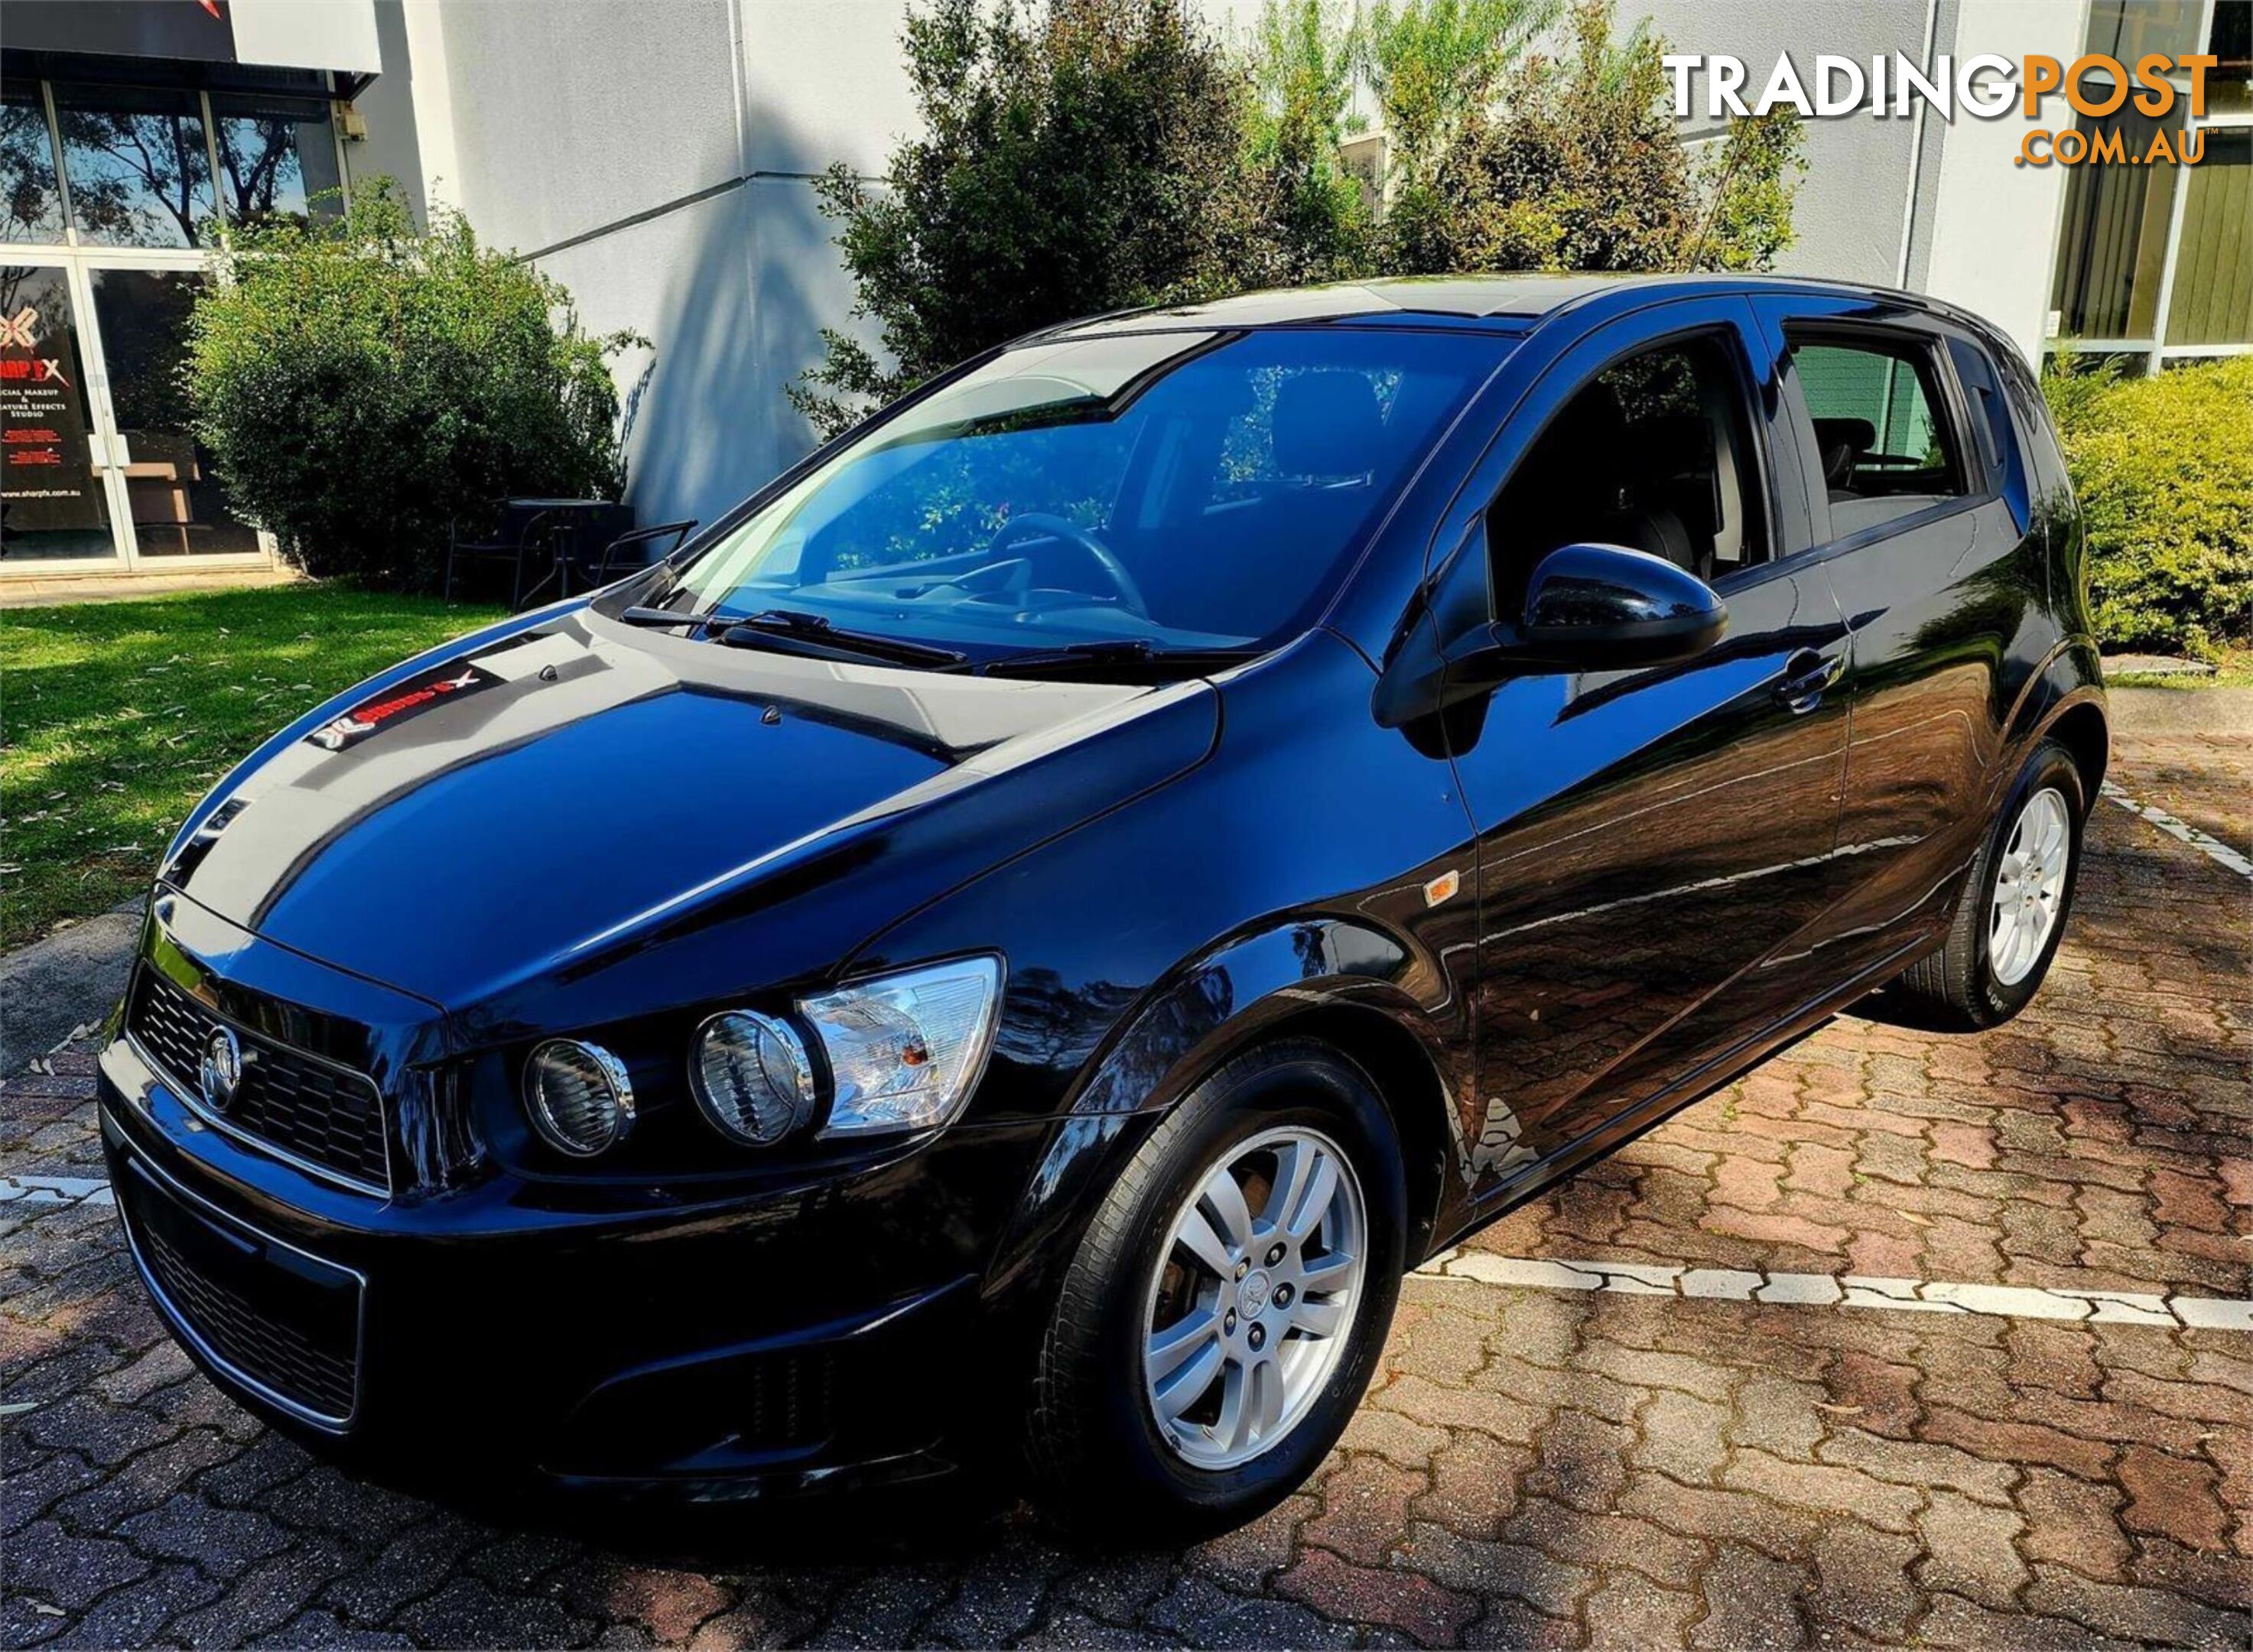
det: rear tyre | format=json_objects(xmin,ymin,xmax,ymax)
[
  {"xmin": 1897, "ymin": 738, "xmax": 2085, "ymax": 1029},
  {"xmin": 1027, "ymin": 1039, "xmax": 1406, "ymax": 1536}
]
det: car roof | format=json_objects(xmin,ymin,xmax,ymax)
[{"xmin": 1037, "ymin": 272, "xmax": 1991, "ymax": 342}]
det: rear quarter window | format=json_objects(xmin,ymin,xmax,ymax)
[
  {"xmin": 1988, "ymin": 340, "xmax": 2076, "ymax": 509},
  {"xmin": 1946, "ymin": 337, "xmax": 2028, "ymax": 512}
]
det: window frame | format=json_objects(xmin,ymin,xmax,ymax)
[
  {"xmin": 1476, "ymin": 317, "xmax": 1786, "ymax": 622},
  {"xmin": 1777, "ymin": 318, "xmax": 1995, "ymax": 559}
]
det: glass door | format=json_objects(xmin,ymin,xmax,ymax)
[
  {"xmin": 0, "ymin": 254, "xmax": 119, "ymax": 567},
  {"xmin": 84, "ymin": 259, "xmax": 263, "ymax": 564},
  {"xmin": 3, "ymin": 74, "xmax": 285, "ymax": 574}
]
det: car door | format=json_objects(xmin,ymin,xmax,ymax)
[
  {"xmin": 1434, "ymin": 298, "xmax": 1856, "ymax": 1190},
  {"xmin": 1748, "ymin": 297, "xmax": 2045, "ymax": 978}
]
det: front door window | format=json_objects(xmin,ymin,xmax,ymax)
[
  {"xmin": 0, "ymin": 262, "xmax": 113, "ymax": 561},
  {"xmin": 87, "ymin": 267, "xmax": 258, "ymax": 558}
]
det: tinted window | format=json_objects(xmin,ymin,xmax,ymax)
[
  {"xmin": 1946, "ymin": 337, "xmax": 2024, "ymax": 502},
  {"xmin": 663, "ymin": 328, "xmax": 1511, "ymax": 654},
  {"xmin": 53, "ymin": 83, "xmax": 216, "ymax": 248},
  {"xmin": 1786, "ymin": 333, "xmax": 1967, "ymax": 539},
  {"xmin": 1489, "ymin": 331, "xmax": 1765, "ymax": 606},
  {"xmin": 210, "ymin": 93, "xmax": 344, "ymax": 227},
  {"xmin": 2, "ymin": 80, "xmax": 64, "ymax": 242}
]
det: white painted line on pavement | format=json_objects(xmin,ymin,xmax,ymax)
[
  {"xmin": 15, "ymin": 1169, "xmax": 2243, "ymax": 1332},
  {"xmin": 1, "ymin": 1174, "xmax": 114, "ymax": 1208},
  {"xmin": 1418, "ymin": 1250, "xmax": 2250, "ymax": 1332},
  {"xmin": 2102, "ymin": 780, "xmax": 2253, "ymax": 879}
]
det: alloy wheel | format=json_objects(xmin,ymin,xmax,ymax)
[
  {"xmin": 1140, "ymin": 1125, "xmax": 1367, "ymax": 1471},
  {"xmin": 1989, "ymin": 785, "xmax": 2071, "ymax": 987}
]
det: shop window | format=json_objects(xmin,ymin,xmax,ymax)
[
  {"xmin": 2050, "ymin": 1, "xmax": 2252, "ymax": 362},
  {"xmin": 2, "ymin": 80, "xmax": 65, "ymax": 244},
  {"xmin": 53, "ymin": 83, "xmax": 216, "ymax": 249},
  {"xmin": 0, "ymin": 263, "xmax": 114, "ymax": 561},
  {"xmin": 210, "ymin": 93, "xmax": 343, "ymax": 227},
  {"xmin": 2090, "ymin": 0, "xmax": 2251, "ymax": 115}
]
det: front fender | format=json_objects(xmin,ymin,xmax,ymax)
[{"xmin": 981, "ymin": 917, "xmax": 1458, "ymax": 1309}]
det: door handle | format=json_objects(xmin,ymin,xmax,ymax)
[{"xmin": 1773, "ymin": 647, "xmax": 1844, "ymax": 711}]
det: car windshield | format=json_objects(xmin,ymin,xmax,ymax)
[{"xmin": 636, "ymin": 327, "xmax": 1513, "ymax": 663}]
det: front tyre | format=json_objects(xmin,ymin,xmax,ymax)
[
  {"xmin": 1028, "ymin": 1039, "xmax": 1406, "ymax": 1534},
  {"xmin": 1898, "ymin": 737, "xmax": 2086, "ymax": 1029}
]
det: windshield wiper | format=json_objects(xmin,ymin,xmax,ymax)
[
  {"xmin": 964, "ymin": 639, "xmax": 1260, "ymax": 680},
  {"xmin": 617, "ymin": 603, "xmax": 714, "ymax": 631},
  {"xmin": 717, "ymin": 610, "xmax": 968, "ymax": 669}
]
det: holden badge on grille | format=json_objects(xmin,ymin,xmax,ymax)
[{"xmin": 200, "ymin": 1026, "xmax": 244, "ymax": 1113}]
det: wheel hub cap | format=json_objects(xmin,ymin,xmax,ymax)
[{"xmin": 1141, "ymin": 1125, "xmax": 1368, "ymax": 1471}]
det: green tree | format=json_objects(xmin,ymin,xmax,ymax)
[
  {"xmin": 792, "ymin": 0, "xmax": 1270, "ymax": 438},
  {"xmin": 184, "ymin": 180, "xmax": 636, "ymax": 592},
  {"xmin": 1239, "ymin": 0, "xmax": 1374, "ymax": 285},
  {"xmin": 801, "ymin": 0, "xmax": 1806, "ymax": 437},
  {"xmin": 1393, "ymin": 0, "xmax": 1803, "ymax": 275},
  {"xmin": 1356, "ymin": 0, "xmax": 1557, "ymax": 273}
]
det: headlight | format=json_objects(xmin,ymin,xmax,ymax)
[
  {"xmin": 524, "ymin": 1039, "xmax": 635, "ymax": 1156},
  {"xmin": 801, "ymin": 955, "xmax": 1003, "ymax": 1137},
  {"xmin": 690, "ymin": 1011, "xmax": 817, "ymax": 1146}
]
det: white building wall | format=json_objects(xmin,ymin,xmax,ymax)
[
  {"xmin": 348, "ymin": 0, "xmax": 437, "ymax": 228},
  {"xmin": 1917, "ymin": 0, "xmax": 2079, "ymax": 364},
  {"xmin": 381, "ymin": 0, "xmax": 920, "ymax": 532},
  {"xmin": 1635, "ymin": 0, "xmax": 1936, "ymax": 287}
]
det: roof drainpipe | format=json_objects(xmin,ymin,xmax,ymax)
[{"xmin": 1897, "ymin": 0, "xmax": 1944, "ymax": 290}]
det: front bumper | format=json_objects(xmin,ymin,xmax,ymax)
[{"xmin": 99, "ymin": 1031, "xmax": 1045, "ymax": 1497}]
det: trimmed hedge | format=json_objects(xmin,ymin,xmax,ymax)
[{"xmin": 2045, "ymin": 355, "xmax": 2253, "ymax": 660}]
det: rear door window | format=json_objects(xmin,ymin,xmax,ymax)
[{"xmin": 1785, "ymin": 332, "xmax": 1969, "ymax": 541}]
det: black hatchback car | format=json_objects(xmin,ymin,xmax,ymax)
[{"xmin": 102, "ymin": 275, "xmax": 2104, "ymax": 1530}]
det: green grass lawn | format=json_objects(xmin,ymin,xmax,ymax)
[{"xmin": 1, "ymin": 585, "xmax": 503, "ymax": 949}]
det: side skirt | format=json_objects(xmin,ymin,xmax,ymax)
[{"xmin": 1429, "ymin": 935, "xmax": 1932, "ymax": 1258}]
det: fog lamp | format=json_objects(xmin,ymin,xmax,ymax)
[
  {"xmin": 691, "ymin": 1011, "xmax": 817, "ymax": 1146},
  {"xmin": 523, "ymin": 1039, "xmax": 635, "ymax": 1157}
]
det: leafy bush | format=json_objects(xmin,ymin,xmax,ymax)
[
  {"xmin": 1240, "ymin": 0, "xmax": 1377, "ymax": 287},
  {"xmin": 184, "ymin": 181, "xmax": 636, "ymax": 592},
  {"xmin": 1380, "ymin": 0, "xmax": 1802, "ymax": 275},
  {"xmin": 2044, "ymin": 354, "xmax": 2253, "ymax": 659}
]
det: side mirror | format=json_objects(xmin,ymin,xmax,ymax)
[
  {"xmin": 1371, "ymin": 541, "xmax": 1728, "ymax": 730},
  {"xmin": 1491, "ymin": 542, "xmax": 1727, "ymax": 673}
]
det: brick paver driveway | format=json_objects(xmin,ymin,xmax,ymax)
[{"xmin": 5, "ymin": 717, "xmax": 2247, "ymax": 1649}]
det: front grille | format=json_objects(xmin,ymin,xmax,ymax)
[
  {"xmin": 128, "ymin": 970, "xmax": 392, "ymax": 1193},
  {"xmin": 122, "ymin": 1163, "xmax": 361, "ymax": 1425}
]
